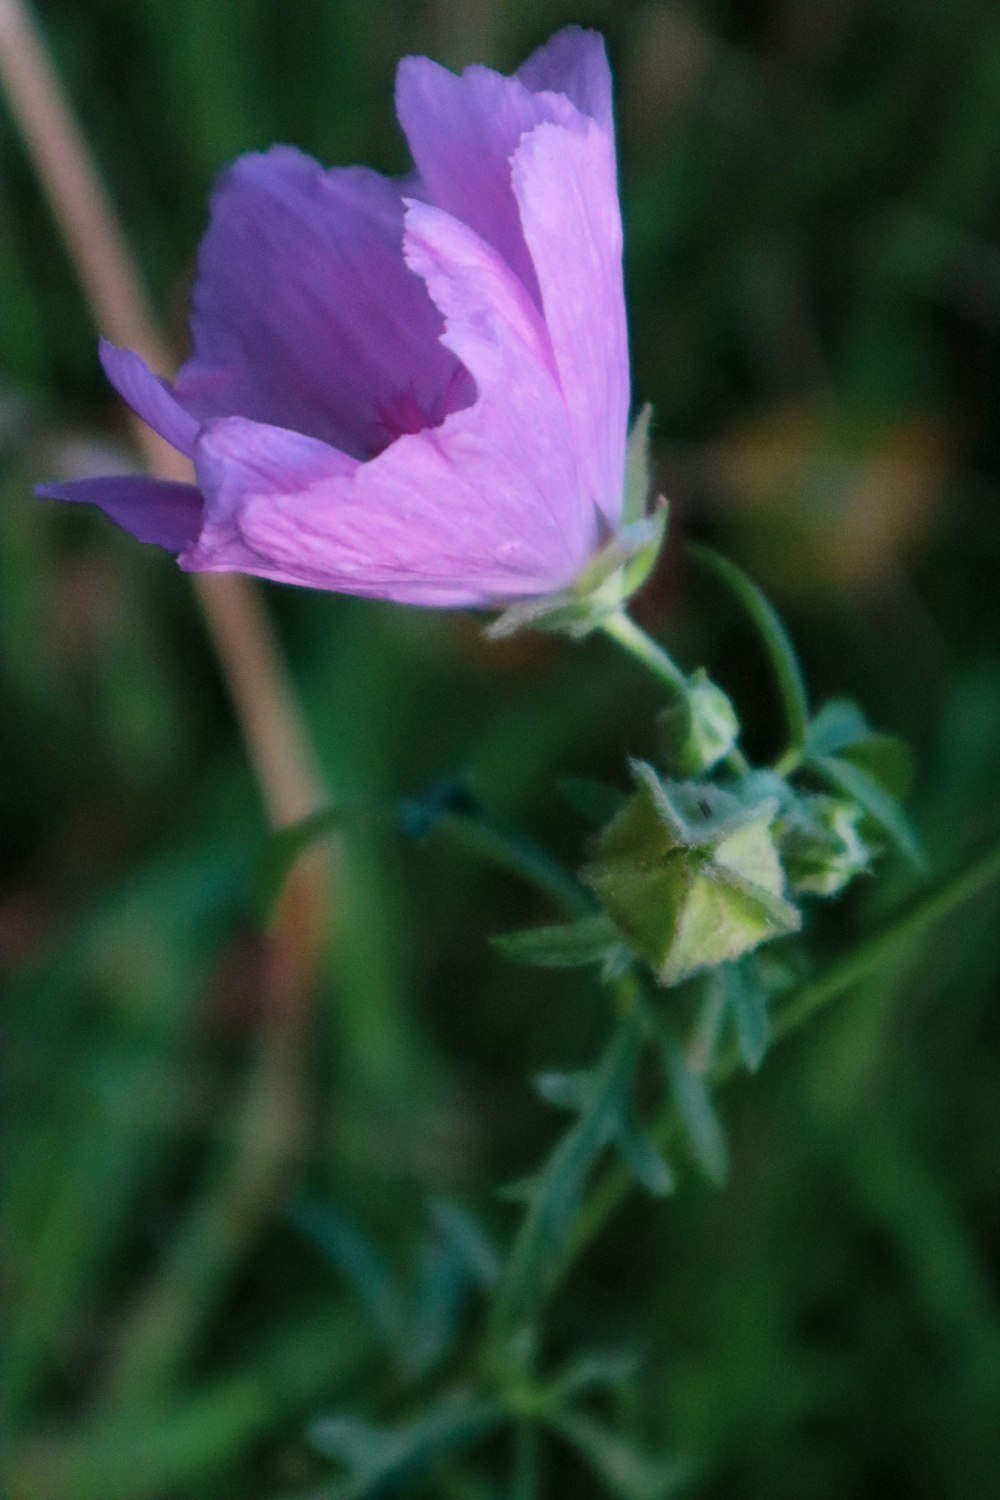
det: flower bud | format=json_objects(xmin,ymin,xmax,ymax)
[
  {"xmin": 659, "ymin": 670, "xmax": 740, "ymax": 777},
  {"xmin": 775, "ymin": 795, "xmax": 870, "ymax": 896}
]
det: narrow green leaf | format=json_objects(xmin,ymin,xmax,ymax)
[
  {"xmin": 493, "ymin": 916, "xmax": 619, "ymax": 969},
  {"xmin": 307, "ymin": 1399, "xmax": 503, "ymax": 1500},
  {"xmin": 534, "ymin": 1070, "xmax": 595, "ymax": 1112},
  {"xmin": 430, "ymin": 810, "xmax": 594, "ymax": 916},
  {"xmin": 429, "ymin": 1198, "xmax": 501, "ymax": 1289},
  {"xmin": 288, "ymin": 1201, "xmax": 405, "ymax": 1352},
  {"xmin": 308, "ymin": 1414, "xmax": 383, "ymax": 1467},
  {"xmin": 491, "ymin": 1013, "xmax": 642, "ymax": 1335},
  {"xmin": 688, "ymin": 543, "xmax": 809, "ymax": 759},
  {"xmin": 616, "ymin": 1109, "xmax": 676, "ymax": 1197},
  {"xmin": 662, "ymin": 1039, "xmax": 729, "ymax": 1186},
  {"xmin": 806, "ymin": 700, "xmax": 916, "ymax": 797},
  {"xmin": 805, "ymin": 698, "xmax": 871, "ymax": 756},
  {"xmin": 544, "ymin": 1351, "xmax": 640, "ymax": 1408},
  {"xmin": 406, "ymin": 1237, "xmax": 465, "ymax": 1379},
  {"xmin": 253, "ymin": 804, "xmax": 350, "ymax": 918},
  {"xmin": 551, "ymin": 1412, "xmax": 687, "ymax": 1500},
  {"xmin": 841, "ymin": 733, "xmax": 916, "ymax": 800},
  {"xmin": 725, "ymin": 964, "xmax": 771, "ymax": 1072}
]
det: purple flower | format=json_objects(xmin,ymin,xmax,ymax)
[{"xmin": 40, "ymin": 28, "xmax": 632, "ymax": 610}]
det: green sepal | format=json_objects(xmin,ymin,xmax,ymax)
[
  {"xmin": 488, "ymin": 408, "xmax": 668, "ymax": 640},
  {"xmin": 487, "ymin": 508, "xmax": 668, "ymax": 641},
  {"xmin": 623, "ymin": 402, "xmax": 654, "ymax": 524}
]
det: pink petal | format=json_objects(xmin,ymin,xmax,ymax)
[
  {"xmin": 172, "ymin": 147, "xmax": 470, "ymax": 458},
  {"xmin": 394, "ymin": 53, "xmax": 579, "ymax": 302},
  {"xmin": 512, "ymin": 119, "xmax": 629, "ymax": 529},
  {"xmin": 517, "ymin": 26, "xmax": 614, "ymax": 130},
  {"xmin": 99, "ymin": 340, "xmax": 200, "ymax": 457},
  {"xmin": 185, "ymin": 210, "xmax": 596, "ymax": 606},
  {"xmin": 36, "ymin": 476, "xmax": 203, "ymax": 551}
]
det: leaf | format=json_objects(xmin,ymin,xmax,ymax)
[
  {"xmin": 544, "ymin": 1351, "xmax": 640, "ymax": 1407},
  {"xmin": 405, "ymin": 1236, "xmax": 466, "ymax": 1380},
  {"xmin": 841, "ymin": 733, "xmax": 916, "ymax": 800},
  {"xmin": 428, "ymin": 809, "xmax": 593, "ymax": 917},
  {"xmin": 661, "ymin": 1038, "xmax": 729, "ymax": 1185},
  {"xmin": 725, "ymin": 964, "xmax": 771, "ymax": 1072},
  {"xmin": 254, "ymin": 804, "xmax": 349, "ymax": 919},
  {"xmin": 308, "ymin": 1414, "xmax": 385, "ymax": 1467},
  {"xmin": 687, "ymin": 543, "xmax": 809, "ymax": 760},
  {"xmin": 493, "ymin": 915, "xmax": 620, "ymax": 969},
  {"xmin": 490, "ymin": 1013, "xmax": 643, "ymax": 1335},
  {"xmin": 551, "ymin": 1412, "xmax": 688, "ymax": 1500},
  {"xmin": 307, "ymin": 1398, "xmax": 503, "ymax": 1499},
  {"xmin": 288, "ymin": 1200, "xmax": 405, "ymax": 1352},
  {"xmin": 615, "ymin": 1109, "xmax": 676, "ymax": 1197},
  {"xmin": 811, "ymin": 754, "xmax": 925, "ymax": 869},
  {"xmin": 536, "ymin": 1067, "xmax": 673, "ymax": 1198},
  {"xmin": 429, "ymin": 1198, "xmax": 501, "ymax": 1289},
  {"xmin": 534, "ymin": 1070, "xmax": 595, "ymax": 1112},
  {"xmin": 806, "ymin": 699, "xmax": 916, "ymax": 798},
  {"xmin": 804, "ymin": 698, "xmax": 872, "ymax": 756}
]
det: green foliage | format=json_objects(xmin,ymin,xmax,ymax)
[{"xmin": 306, "ymin": 1400, "xmax": 504, "ymax": 1499}]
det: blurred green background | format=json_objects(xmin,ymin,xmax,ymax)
[{"xmin": 3, "ymin": 1, "xmax": 1000, "ymax": 1496}]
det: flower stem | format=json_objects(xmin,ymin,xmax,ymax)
[
  {"xmin": 599, "ymin": 610, "xmax": 689, "ymax": 695},
  {"xmin": 599, "ymin": 610, "xmax": 751, "ymax": 775}
]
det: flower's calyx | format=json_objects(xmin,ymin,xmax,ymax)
[
  {"xmin": 581, "ymin": 763, "xmax": 801, "ymax": 987},
  {"xmin": 659, "ymin": 671, "xmax": 740, "ymax": 777},
  {"xmin": 488, "ymin": 407, "xmax": 666, "ymax": 640},
  {"xmin": 774, "ymin": 794, "xmax": 871, "ymax": 897}
]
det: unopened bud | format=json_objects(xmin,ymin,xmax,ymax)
[
  {"xmin": 776, "ymin": 795, "xmax": 870, "ymax": 896},
  {"xmin": 660, "ymin": 670, "xmax": 739, "ymax": 776}
]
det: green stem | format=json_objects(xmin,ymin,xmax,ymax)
[
  {"xmin": 599, "ymin": 611, "xmax": 689, "ymax": 696},
  {"xmin": 687, "ymin": 544, "xmax": 810, "ymax": 764},
  {"xmin": 599, "ymin": 611, "xmax": 751, "ymax": 775},
  {"xmin": 552, "ymin": 833, "xmax": 1000, "ymax": 1297}
]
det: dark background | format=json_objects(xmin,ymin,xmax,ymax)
[{"xmin": 3, "ymin": 2, "xmax": 1000, "ymax": 1497}]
